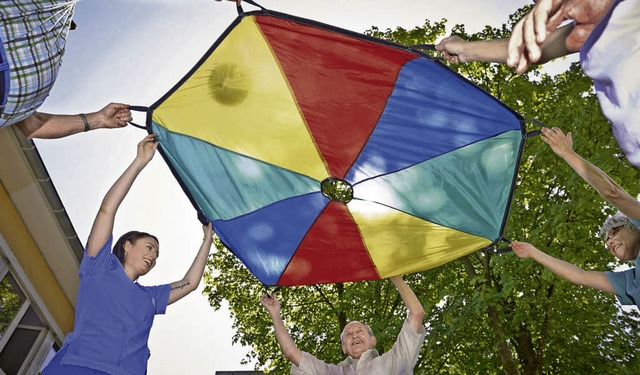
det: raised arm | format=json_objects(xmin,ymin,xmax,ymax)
[
  {"xmin": 541, "ymin": 127, "xmax": 640, "ymax": 221},
  {"xmin": 261, "ymin": 294, "xmax": 302, "ymax": 366},
  {"xmin": 511, "ymin": 242, "xmax": 615, "ymax": 294},
  {"xmin": 390, "ymin": 276, "xmax": 425, "ymax": 334},
  {"xmin": 15, "ymin": 102, "xmax": 131, "ymax": 139},
  {"xmin": 167, "ymin": 222, "xmax": 214, "ymax": 305},
  {"xmin": 435, "ymin": 36, "xmax": 510, "ymax": 64},
  {"xmin": 85, "ymin": 134, "xmax": 157, "ymax": 256},
  {"xmin": 436, "ymin": 23, "xmax": 573, "ymax": 72}
]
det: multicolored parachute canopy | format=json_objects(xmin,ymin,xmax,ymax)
[{"xmin": 145, "ymin": 5, "xmax": 527, "ymax": 286}]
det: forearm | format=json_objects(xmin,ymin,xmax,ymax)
[
  {"xmin": 183, "ymin": 238, "xmax": 213, "ymax": 288},
  {"xmin": 100, "ymin": 159, "xmax": 147, "ymax": 215},
  {"xmin": 459, "ymin": 39, "xmax": 509, "ymax": 64},
  {"xmin": 16, "ymin": 111, "xmax": 106, "ymax": 139},
  {"xmin": 86, "ymin": 158, "xmax": 147, "ymax": 253},
  {"xmin": 168, "ymin": 238, "xmax": 213, "ymax": 304},
  {"xmin": 562, "ymin": 151, "xmax": 640, "ymax": 220},
  {"xmin": 391, "ymin": 276, "xmax": 425, "ymax": 332},
  {"xmin": 269, "ymin": 312, "xmax": 302, "ymax": 366},
  {"xmin": 529, "ymin": 249, "xmax": 615, "ymax": 293},
  {"xmin": 472, "ymin": 25, "xmax": 571, "ymax": 65}
]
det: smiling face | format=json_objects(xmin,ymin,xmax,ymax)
[
  {"xmin": 123, "ymin": 236, "xmax": 159, "ymax": 278},
  {"xmin": 341, "ymin": 322, "xmax": 376, "ymax": 359},
  {"xmin": 605, "ymin": 226, "xmax": 640, "ymax": 261}
]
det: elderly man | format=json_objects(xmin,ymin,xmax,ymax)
[
  {"xmin": 260, "ymin": 276, "xmax": 426, "ymax": 374},
  {"xmin": 436, "ymin": 0, "xmax": 640, "ymax": 168}
]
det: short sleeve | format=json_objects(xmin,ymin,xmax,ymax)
[
  {"xmin": 605, "ymin": 268, "xmax": 640, "ymax": 306},
  {"xmin": 382, "ymin": 319, "xmax": 426, "ymax": 369},
  {"xmin": 79, "ymin": 236, "xmax": 115, "ymax": 277},
  {"xmin": 291, "ymin": 352, "xmax": 344, "ymax": 375},
  {"xmin": 141, "ymin": 284, "xmax": 171, "ymax": 315}
]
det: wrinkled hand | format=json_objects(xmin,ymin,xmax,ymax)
[
  {"xmin": 511, "ymin": 241, "xmax": 537, "ymax": 259},
  {"xmin": 551, "ymin": 0, "xmax": 614, "ymax": 51},
  {"xmin": 260, "ymin": 294, "xmax": 281, "ymax": 315},
  {"xmin": 507, "ymin": 0, "xmax": 614, "ymax": 73},
  {"xmin": 540, "ymin": 127, "xmax": 574, "ymax": 159},
  {"xmin": 95, "ymin": 103, "xmax": 132, "ymax": 129},
  {"xmin": 202, "ymin": 222, "xmax": 213, "ymax": 243},
  {"xmin": 507, "ymin": 0, "xmax": 564, "ymax": 73},
  {"xmin": 435, "ymin": 35, "xmax": 468, "ymax": 63},
  {"xmin": 136, "ymin": 133, "xmax": 158, "ymax": 165}
]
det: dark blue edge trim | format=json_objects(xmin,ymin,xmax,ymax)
[
  {"xmin": 492, "ymin": 118, "xmax": 529, "ymax": 254},
  {"xmin": 144, "ymin": 8, "xmax": 533, "ymax": 265}
]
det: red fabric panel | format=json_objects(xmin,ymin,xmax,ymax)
[
  {"xmin": 256, "ymin": 16, "xmax": 416, "ymax": 179},
  {"xmin": 278, "ymin": 201, "xmax": 380, "ymax": 286}
]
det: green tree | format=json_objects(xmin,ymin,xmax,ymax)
[
  {"xmin": 204, "ymin": 10, "xmax": 640, "ymax": 374},
  {"xmin": 0, "ymin": 274, "xmax": 25, "ymax": 336}
]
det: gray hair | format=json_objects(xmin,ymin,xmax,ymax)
[
  {"xmin": 601, "ymin": 211, "xmax": 640, "ymax": 241},
  {"xmin": 340, "ymin": 321, "xmax": 374, "ymax": 344}
]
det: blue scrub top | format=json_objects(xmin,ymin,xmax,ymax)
[{"xmin": 59, "ymin": 236, "xmax": 171, "ymax": 375}]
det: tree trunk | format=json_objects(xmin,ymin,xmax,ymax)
[{"xmin": 460, "ymin": 256, "xmax": 521, "ymax": 375}]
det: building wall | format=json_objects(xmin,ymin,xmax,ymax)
[{"xmin": 0, "ymin": 126, "xmax": 81, "ymax": 373}]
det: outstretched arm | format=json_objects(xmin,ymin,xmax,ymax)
[
  {"xmin": 436, "ymin": 23, "xmax": 573, "ymax": 71},
  {"xmin": 511, "ymin": 241, "xmax": 615, "ymax": 294},
  {"xmin": 435, "ymin": 36, "xmax": 510, "ymax": 64},
  {"xmin": 541, "ymin": 127, "xmax": 640, "ymax": 221},
  {"xmin": 390, "ymin": 276, "xmax": 425, "ymax": 334},
  {"xmin": 261, "ymin": 294, "xmax": 302, "ymax": 366},
  {"xmin": 85, "ymin": 134, "xmax": 157, "ymax": 256},
  {"xmin": 168, "ymin": 223, "xmax": 214, "ymax": 305},
  {"xmin": 15, "ymin": 102, "xmax": 131, "ymax": 139}
]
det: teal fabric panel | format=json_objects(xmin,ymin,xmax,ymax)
[
  {"xmin": 152, "ymin": 121, "xmax": 320, "ymax": 220},
  {"xmin": 353, "ymin": 130, "xmax": 521, "ymax": 240},
  {"xmin": 346, "ymin": 57, "xmax": 522, "ymax": 183}
]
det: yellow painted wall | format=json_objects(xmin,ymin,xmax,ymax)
[{"xmin": 0, "ymin": 183, "xmax": 75, "ymax": 333}]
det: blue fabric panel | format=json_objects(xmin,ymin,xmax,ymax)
[
  {"xmin": 346, "ymin": 57, "xmax": 522, "ymax": 183},
  {"xmin": 152, "ymin": 122, "xmax": 320, "ymax": 221},
  {"xmin": 213, "ymin": 192, "xmax": 329, "ymax": 285},
  {"xmin": 0, "ymin": 36, "xmax": 9, "ymax": 110},
  {"xmin": 353, "ymin": 130, "xmax": 521, "ymax": 240}
]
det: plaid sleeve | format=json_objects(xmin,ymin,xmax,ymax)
[{"xmin": 0, "ymin": 0, "xmax": 76, "ymax": 127}]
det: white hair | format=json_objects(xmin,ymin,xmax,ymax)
[
  {"xmin": 601, "ymin": 211, "xmax": 640, "ymax": 241},
  {"xmin": 340, "ymin": 321, "xmax": 374, "ymax": 344}
]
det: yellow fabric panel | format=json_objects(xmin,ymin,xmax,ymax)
[
  {"xmin": 349, "ymin": 200, "xmax": 492, "ymax": 278},
  {"xmin": 152, "ymin": 16, "xmax": 329, "ymax": 181}
]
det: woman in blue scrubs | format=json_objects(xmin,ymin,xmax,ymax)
[{"xmin": 43, "ymin": 133, "xmax": 214, "ymax": 375}]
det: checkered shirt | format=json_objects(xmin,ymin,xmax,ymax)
[{"xmin": 0, "ymin": 0, "xmax": 76, "ymax": 127}]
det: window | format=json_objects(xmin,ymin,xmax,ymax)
[{"xmin": 0, "ymin": 252, "xmax": 61, "ymax": 375}]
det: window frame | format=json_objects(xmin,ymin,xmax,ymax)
[{"xmin": 0, "ymin": 234, "xmax": 66, "ymax": 374}]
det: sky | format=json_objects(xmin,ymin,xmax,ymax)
[{"xmin": 34, "ymin": 0, "xmax": 577, "ymax": 372}]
